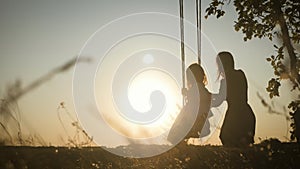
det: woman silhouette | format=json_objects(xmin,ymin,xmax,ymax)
[
  {"xmin": 168, "ymin": 63, "xmax": 212, "ymax": 144},
  {"xmin": 213, "ymin": 51, "xmax": 256, "ymax": 147}
]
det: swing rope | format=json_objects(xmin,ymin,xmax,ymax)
[
  {"xmin": 179, "ymin": 0, "xmax": 186, "ymax": 105},
  {"xmin": 196, "ymin": 0, "xmax": 201, "ymax": 65},
  {"xmin": 179, "ymin": 0, "xmax": 202, "ymax": 105}
]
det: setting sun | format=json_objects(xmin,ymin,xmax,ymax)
[
  {"xmin": 95, "ymin": 54, "xmax": 182, "ymax": 139},
  {"xmin": 127, "ymin": 67, "xmax": 181, "ymax": 129}
]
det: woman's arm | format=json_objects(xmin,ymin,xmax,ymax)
[{"xmin": 211, "ymin": 79, "xmax": 226, "ymax": 107}]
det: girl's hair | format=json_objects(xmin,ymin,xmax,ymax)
[
  {"xmin": 186, "ymin": 63, "xmax": 207, "ymax": 85},
  {"xmin": 216, "ymin": 51, "xmax": 235, "ymax": 80}
]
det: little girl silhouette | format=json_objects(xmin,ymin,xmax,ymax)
[{"xmin": 168, "ymin": 63, "xmax": 212, "ymax": 144}]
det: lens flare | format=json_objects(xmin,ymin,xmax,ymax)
[{"xmin": 73, "ymin": 12, "xmax": 225, "ymax": 158}]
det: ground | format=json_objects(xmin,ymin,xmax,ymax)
[{"xmin": 1, "ymin": 139, "xmax": 299, "ymax": 169}]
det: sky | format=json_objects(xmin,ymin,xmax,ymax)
[{"xmin": 0, "ymin": 0, "xmax": 295, "ymax": 146}]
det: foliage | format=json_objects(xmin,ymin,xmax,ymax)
[
  {"xmin": 0, "ymin": 80, "xmax": 47, "ymax": 146},
  {"xmin": 205, "ymin": 0, "xmax": 300, "ymax": 141},
  {"xmin": 57, "ymin": 102, "xmax": 94, "ymax": 148},
  {"xmin": 288, "ymin": 101, "xmax": 300, "ymax": 142},
  {"xmin": 0, "ymin": 57, "xmax": 90, "ymax": 146},
  {"xmin": 205, "ymin": 0, "xmax": 300, "ymax": 42}
]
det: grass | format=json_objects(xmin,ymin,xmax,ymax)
[{"xmin": 0, "ymin": 139, "xmax": 299, "ymax": 169}]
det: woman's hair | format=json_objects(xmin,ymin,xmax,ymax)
[
  {"xmin": 186, "ymin": 63, "xmax": 207, "ymax": 85},
  {"xmin": 216, "ymin": 51, "xmax": 235, "ymax": 80}
]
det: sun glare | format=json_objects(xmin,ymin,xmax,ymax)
[
  {"xmin": 128, "ymin": 68, "xmax": 181, "ymax": 129},
  {"xmin": 93, "ymin": 34, "xmax": 202, "ymax": 141}
]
